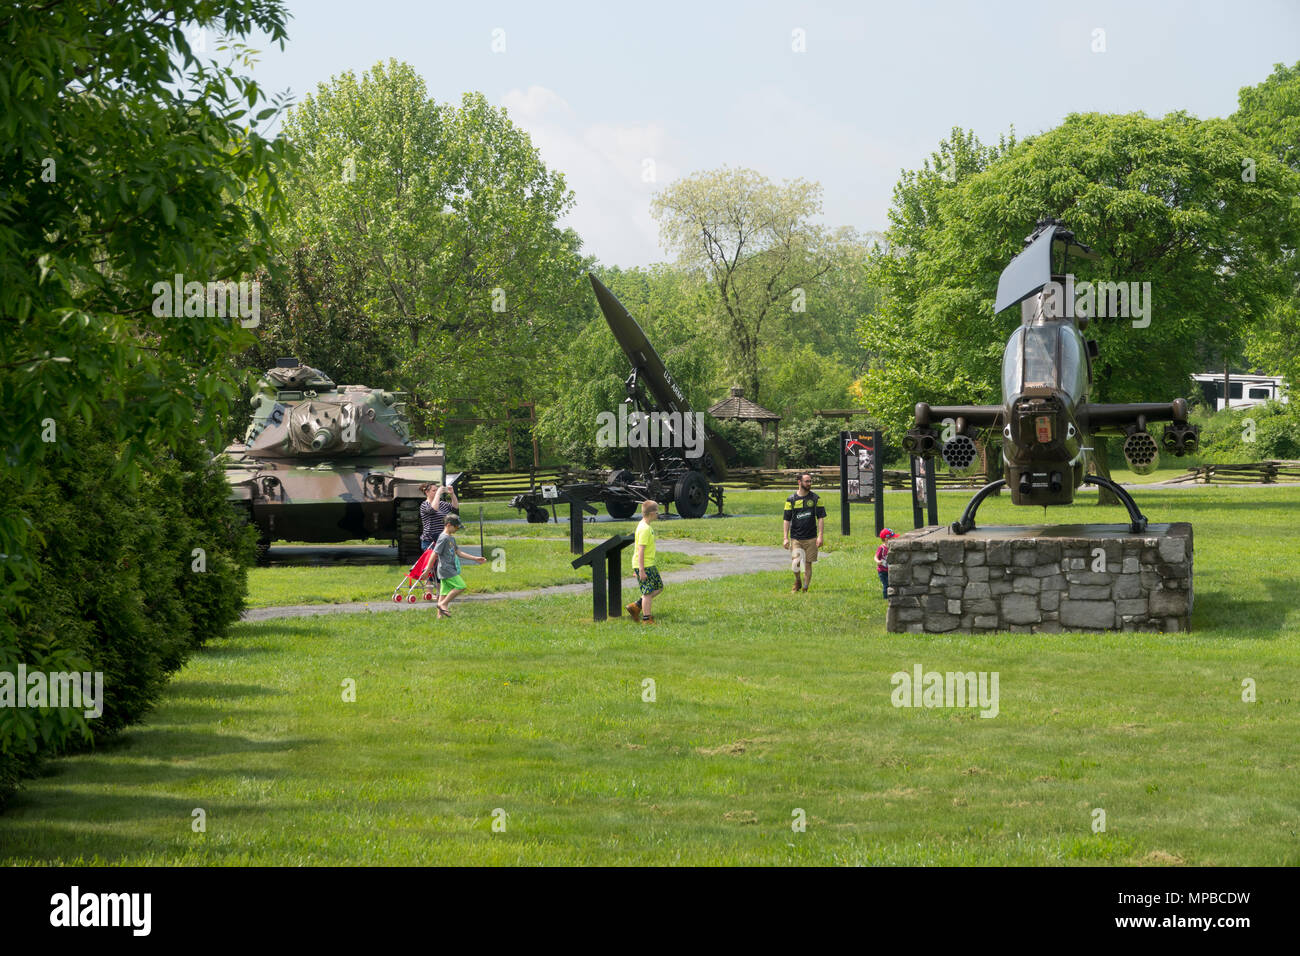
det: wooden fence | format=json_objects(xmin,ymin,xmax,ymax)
[
  {"xmin": 455, "ymin": 464, "xmax": 990, "ymax": 499},
  {"xmin": 1164, "ymin": 461, "xmax": 1300, "ymax": 484},
  {"xmin": 453, "ymin": 468, "xmax": 603, "ymax": 499}
]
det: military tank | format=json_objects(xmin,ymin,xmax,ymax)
[{"xmin": 224, "ymin": 360, "xmax": 446, "ymax": 564}]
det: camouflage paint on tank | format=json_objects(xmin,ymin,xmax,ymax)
[{"xmin": 223, "ymin": 363, "xmax": 445, "ymax": 559}]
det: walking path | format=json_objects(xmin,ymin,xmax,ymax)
[{"xmin": 241, "ymin": 539, "xmax": 791, "ymax": 622}]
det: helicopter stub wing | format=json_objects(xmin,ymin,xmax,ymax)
[
  {"xmin": 1083, "ymin": 400, "xmax": 1189, "ymax": 430},
  {"xmin": 915, "ymin": 404, "xmax": 1003, "ymax": 430}
]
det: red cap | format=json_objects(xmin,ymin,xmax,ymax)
[{"xmin": 879, "ymin": 528, "xmax": 896, "ymax": 540}]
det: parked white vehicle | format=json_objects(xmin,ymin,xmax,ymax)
[{"xmin": 1191, "ymin": 373, "xmax": 1289, "ymax": 412}]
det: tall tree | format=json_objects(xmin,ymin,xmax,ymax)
[
  {"xmin": 269, "ymin": 61, "xmax": 590, "ymax": 428},
  {"xmin": 0, "ymin": 0, "xmax": 291, "ymax": 574},
  {"xmin": 1233, "ymin": 62, "xmax": 1300, "ymax": 390},
  {"xmin": 650, "ymin": 167, "xmax": 837, "ymax": 403},
  {"xmin": 1234, "ymin": 61, "xmax": 1300, "ymax": 169},
  {"xmin": 0, "ymin": 0, "xmax": 288, "ymax": 785},
  {"xmin": 860, "ymin": 113, "xmax": 1300, "ymax": 460},
  {"xmin": 762, "ymin": 232, "xmax": 882, "ymax": 418}
]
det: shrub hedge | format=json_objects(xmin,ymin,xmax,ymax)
[{"xmin": 0, "ymin": 414, "xmax": 253, "ymax": 807}]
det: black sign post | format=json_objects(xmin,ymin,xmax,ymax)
[
  {"xmin": 926, "ymin": 461, "xmax": 938, "ymax": 526},
  {"xmin": 840, "ymin": 430, "xmax": 883, "ymax": 537},
  {"xmin": 910, "ymin": 456, "xmax": 939, "ymax": 528},
  {"xmin": 910, "ymin": 456, "xmax": 924, "ymax": 529},
  {"xmin": 571, "ymin": 533, "xmax": 635, "ymax": 621}
]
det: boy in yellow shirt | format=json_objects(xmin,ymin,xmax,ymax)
[{"xmin": 627, "ymin": 500, "xmax": 662, "ymax": 625}]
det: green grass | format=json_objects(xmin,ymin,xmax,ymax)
[
  {"xmin": 1, "ymin": 486, "xmax": 1296, "ymax": 865},
  {"xmin": 246, "ymin": 536, "xmax": 701, "ymax": 607}
]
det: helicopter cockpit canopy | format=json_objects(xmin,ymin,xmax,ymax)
[{"xmin": 1001, "ymin": 321, "xmax": 1089, "ymax": 404}]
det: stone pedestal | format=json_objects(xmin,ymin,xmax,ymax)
[{"xmin": 885, "ymin": 523, "xmax": 1193, "ymax": 634}]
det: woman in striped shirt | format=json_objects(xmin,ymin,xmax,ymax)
[{"xmin": 419, "ymin": 483, "xmax": 459, "ymax": 553}]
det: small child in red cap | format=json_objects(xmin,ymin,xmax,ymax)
[{"xmin": 875, "ymin": 528, "xmax": 897, "ymax": 599}]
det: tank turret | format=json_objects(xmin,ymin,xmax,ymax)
[
  {"xmin": 242, "ymin": 363, "xmax": 412, "ymax": 458},
  {"xmin": 223, "ymin": 359, "xmax": 446, "ymax": 564}
]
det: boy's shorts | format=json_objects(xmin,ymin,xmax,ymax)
[
  {"xmin": 439, "ymin": 574, "xmax": 467, "ymax": 595},
  {"xmin": 791, "ymin": 538, "xmax": 818, "ymax": 570},
  {"xmin": 638, "ymin": 566, "xmax": 663, "ymax": 595}
]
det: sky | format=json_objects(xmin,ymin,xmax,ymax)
[{"xmin": 242, "ymin": 0, "xmax": 1300, "ymax": 267}]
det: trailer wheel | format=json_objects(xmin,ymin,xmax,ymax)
[
  {"xmin": 605, "ymin": 499, "xmax": 637, "ymax": 520},
  {"xmin": 605, "ymin": 469, "xmax": 638, "ymax": 519},
  {"xmin": 673, "ymin": 471, "xmax": 710, "ymax": 519}
]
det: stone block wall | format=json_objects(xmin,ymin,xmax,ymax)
[{"xmin": 885, "ymin": 523, "xmax": 1193, "ymax": 634}]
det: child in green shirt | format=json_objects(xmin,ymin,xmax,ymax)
[{"xmin": 627, "ymin": 500, "xmax": 663, "ymax": 625}]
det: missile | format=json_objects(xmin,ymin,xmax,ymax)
[{"xmin": 588, "ymin": 274, "xmax": 736, "ymax": 476}]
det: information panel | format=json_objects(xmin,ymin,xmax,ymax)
[{"xmin": 839, "ymin": 430, "xmax": 883, "ymax": 536}]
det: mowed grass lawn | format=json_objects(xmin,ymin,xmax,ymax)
[{"xmin": 1, "ymin": 486, "xmax": 1297, "ymax": 865}]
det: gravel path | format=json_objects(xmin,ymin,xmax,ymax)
[{"xmin": 240, "ymin": 539, "xmax": 792, "ymax": 622}]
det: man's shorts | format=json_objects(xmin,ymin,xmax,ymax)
[
  {"xmin": 439, "ymin": 574, "xmax": 467, "ymax": 595},
  {"xmin": 638, "ymin": 565, "xmax": 663, "ymax": 595},
  {"xmin": 791, "ymin": 538, "xmax": 819, "ymax": 570}
]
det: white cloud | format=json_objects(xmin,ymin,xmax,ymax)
[{"xmin": 501, "ymin": 85, "xmax": 681, "ymax": 267}]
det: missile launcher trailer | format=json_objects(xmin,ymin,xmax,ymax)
[{"xmin": 510, "ymin": 275, "xmax": 735, "ymax": 523}]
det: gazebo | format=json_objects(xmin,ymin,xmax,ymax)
[{"xmin": 708, "ymin": 386, "xmax": 782, "ymax": 468}]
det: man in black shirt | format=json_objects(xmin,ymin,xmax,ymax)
[{"xmin": 782, "ymin": 472, "xmax": 826, "ymax": 592}]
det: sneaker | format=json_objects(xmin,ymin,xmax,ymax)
[
  {"xmin": 626, "ymin": 602, "xmax": 642, "ymax": 622},
  {"xmin": 791, "ymin": 583, "xmax": 802, "ymax": 593},
  {"xmin": 641, "ymin": 616, "xmax": 655, "ymax": 625}
]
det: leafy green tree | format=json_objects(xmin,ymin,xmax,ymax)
[
  {"xmin": 1, "ymin": 0, "xmax": 291, "ymax": 562},
  {"xmin": 1, "ymin": 0, "xmax": 289, "ymax": 780},
  {"xmin": 777, "ymin": 416, "xmax": 843, "ymax": 468},
  {"xmin": 758, "ymin": 233, "xmax": 883, "ymax": 418},
  {"xmin": 854, "ymin": 127, "xmax": 1016, "ymax": 430},
  {"xmin": 859, "ymin": 114, "xmax": 1300, "ymax": 494},
  {"xmin": 270, "ymin": 60, "xmax": 589, "ymax": 429},
  {"xmin": 1, "ymin": 414, "xmax": 253, "ymax": 806},
  {"xmin": 457, "ymin": 424, "xmax": 513, "ymax": 473},
  {"xmin": 762, "ymin": 344, "xmax": 857, "ymax": 419},
  {"xmin": 650, "ymin": 167, "xmax": 839, "ymax": 403},
  {"xmin": 1234, "ymin": 61, "xmax": 1300, "ymax": 169},
  {"xmin": 712, "ymin": 420, "xmax": 769, "ymax": 468},
  {"xmin": 1233, "ymin": 62, "xmax": 1300, "ymax": 391}
]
